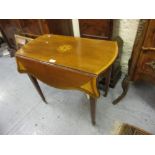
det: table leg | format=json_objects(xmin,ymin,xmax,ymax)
[
  {"xmin": 90, "ymin": 96, "xmax": 96, "ymax": 125},
  {"xmin": 112, "ymin": 74, "xmax": 129, "ymax": 105},
  {"xmin": 104, "ymin": 67, "xmax": 112, "ymax": 97},
  {"xmin": 28, "ymin": 74, "xmax": 47, "ymax": 103}
]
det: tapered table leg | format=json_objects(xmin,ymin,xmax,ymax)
[
  {"xmin": 28, "ymin": 74, "xmax": 47, "ymax": 103},
  {"xmin": 112, "ymin": 74, "xmax": 129, "ymax": 105},
  {"xmin": 90, "ymin": 96, "xmax": 96, "ymax": 125}
]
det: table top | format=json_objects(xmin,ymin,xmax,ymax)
[{"xmin": 16, "ymin": 34, "xmax": 118, "ymax": 75}]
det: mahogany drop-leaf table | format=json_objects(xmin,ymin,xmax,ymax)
[{"xmin": 15, "ymin": 34, "xmax": 118, "ymax": 125}]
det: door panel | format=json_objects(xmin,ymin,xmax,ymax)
[
  {"xmin": 79, "ymin": 19, "xmax": 113, "ymax": 39},
  {"xmin": 19, "ymin": 19, "xmax": 43, "ymax": 35},
  {"xmin": 143, "ymin": 20, "xmax": 155, "ymax": 48},
  {"xmin": 46, "ymin": 19, "xmax": 73, "ymax": 36}
]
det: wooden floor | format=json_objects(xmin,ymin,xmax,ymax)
[{"xmin": 0, "ymin": 55, "xmax": 155, "ymax": 134}]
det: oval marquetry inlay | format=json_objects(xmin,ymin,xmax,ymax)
[{"xmin": 57, "ymin": 44, "xmax": 72, "ymax": 53}]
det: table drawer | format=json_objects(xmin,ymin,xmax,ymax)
[{"xmin": 139, "ymin": 49, "xmax": 155, "ymax": 77}]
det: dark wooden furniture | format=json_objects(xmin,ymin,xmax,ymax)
[
  {"xmin": 79, "ymin": 19, "xmax": 122, "ymax": 88},
  {"xmin": 113, "ymin": 19, "xmax": 155, "ymax": 104},
  {"xmin": 0, "ymin": 20, "xmax": 21, "ymax": 56},
  {"xmin": 0, "ymin": 19, "xmax": 73, "ymax": 56},
  {"xmin": 46, "ymin": 19, "xmax": 73, "ymax": 36},
  {"xmin": 79, "ymin": 19, "xmax": 113, "ymax": 40},
  {"xmin": 15, "ymin": 34, "xmax": 118, "ymax": 125}
]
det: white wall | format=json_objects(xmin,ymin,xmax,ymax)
[
  {"xmin": 72, "ymin": 19, "xmax": 140, "ymax": 73},
  {"xmin": 72, "ymin": 19, "xmax": 80, "ymax": 37},
  {"xmin": 113, "ymin": 19, "xmax": 140, "ymax": 72}
]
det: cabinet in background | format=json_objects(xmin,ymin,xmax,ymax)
[
  {"xmin": 113, "ymin": 19, "xmax": 155, "ymax": 104},
  {"xmin": 0, "ymin": 19, "xmax": 73, "ymax": 56}
]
